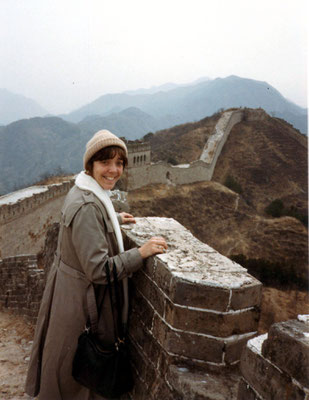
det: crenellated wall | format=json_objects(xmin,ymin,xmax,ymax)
[{"xmin": 0, "ymin": 180, "xmax": 74, "ymax": 258}]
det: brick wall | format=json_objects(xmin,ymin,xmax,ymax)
[{"xmin": 0, "ymin": 254, "xmax": 45, "ymax": 323}]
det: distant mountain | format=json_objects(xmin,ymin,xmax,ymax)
[
  {"xmin": 63, "ymin": 76, "xmax": 307, "ymax": 133},
  {"xmin": 0, "ymin": 89, "xmax": 49, "ymax": 125},
  {"xmin": 0, "ymin": 107, "xmax": 177, "ymax": 194},
  {"xmin": 124, "ymin": 77, "xmax": 210, "ymax": 95},
  {"xmin": 78, "ymin": 107, "xmax": 178, "ymax": 140},
  {"xmin": 0, "ymin": 117, "xmax": 83, "ymax": 195},
  {"xmin": 0, "ymin": 105, "xmax": 307, "ymax": 195}
]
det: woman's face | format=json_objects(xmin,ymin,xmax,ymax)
[{"xmin": 92, "ymin": 155, "xmax": 124, "ymax": 190}]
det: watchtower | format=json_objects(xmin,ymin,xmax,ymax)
[{"xmin": 120, "ymin": 141, "xmax": 151, "ymax": 191}]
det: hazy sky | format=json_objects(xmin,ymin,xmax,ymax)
[{"xmin": 0, "ymin": 0, "xmax": 307, "ymax": 114}]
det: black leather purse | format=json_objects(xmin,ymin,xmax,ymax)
[{"xmin": 72, "ymin": 261, "xmax": 134, "ymax": 398}]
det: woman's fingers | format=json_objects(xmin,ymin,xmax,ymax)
[
  {"xmin": 120, "ymin": 212, "xmax": 136, "ymax": 224},
  {"xmin": 138, "ymin": 237, "xmax": 168, "ymax": 259}
]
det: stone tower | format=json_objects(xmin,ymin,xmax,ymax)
[{"xmin": 120, "ymin": 141, "xmax": 151, "ymax": 190}]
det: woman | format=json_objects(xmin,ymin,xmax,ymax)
[{"xmin": 25, "ymin": 130, "xmax": 167, "ymax": 399}]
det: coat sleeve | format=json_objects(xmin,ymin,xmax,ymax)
[{"xmin": 71, "ymin": 202, "xmax": 143, "ymax": 284}]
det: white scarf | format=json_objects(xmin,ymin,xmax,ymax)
[{"xmin": 75, "ymin": 171, "xmax": 128, "ymax": 323}]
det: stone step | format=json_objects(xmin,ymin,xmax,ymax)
[{"xmin": 262, "ymin": 318, "xmax": 309, "ymax": 388}]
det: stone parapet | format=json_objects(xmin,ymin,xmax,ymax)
[
  {"xmin": 0, "ymin": 180, "xmax": 74, "ymax": 258},
  {"xmin": 122, "ymin": 217, "xmax": 262, "ymax": 398},
  {"xmin": 0, "ymin": 180, "xmax": 74, "ymax": 225},
  {"xmin": 0, "ymin": 215, "xmax": 262, "ymax": 399},
  {"xmin": 237, "ymin": 318, "xmax": 309, "ymax": 400},
  {"xmin": 262, "ymin": 319, "xmax": 309, "ymax": 389}
]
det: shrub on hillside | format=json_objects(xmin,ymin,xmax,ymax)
[
  {"xmin": 224, "ymin": 175, "xmax": 243, "ymax": 194},
  {"xmin": 265, "ymin": 199, "xmax": 308, "ymax": 226},
  {"xmin": 265, "ymin": 199, "xmax": 284, "ymax": 218}
]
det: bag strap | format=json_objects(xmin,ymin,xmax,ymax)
[
  {"xmin": 112, "ymin": 263, "xmax": 125, "ymax": 338},
  {"xmin": 86, "ymin": 260, "xmax": 123, "ymax": 341}
]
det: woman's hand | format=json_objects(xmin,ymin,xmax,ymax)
[
  {"xmin": 138, "ymin": 237, "xmax": 168, "ymax": 259},
  {"xmin": 119, "ymin": 212, "xmax": 136, "ymax": 224}
]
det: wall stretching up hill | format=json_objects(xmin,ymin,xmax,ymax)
[{"xmin": 123, "ymin": 109, "xmax": 267, "ymax": 191}]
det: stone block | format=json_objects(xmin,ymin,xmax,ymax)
[
  {"xmin": 224, "ymin": 332, "xmax": 257, "ymax": 364},
  {"xmin": 142, "ymin": 255, "xmax": 156, "ymax": 280},
  {"xmin": 230, "ymin": 281, "xmax": 262, "ymax": 310},
  {"xmin": 130, "ymin": 288, "xmax": 155, "ymax": 331},
  {"xmin": 152, "ymin": 260, "xmax": 173, "ymax": 298},
  {"xmin": 237, "ymin": 378, "xmax": 259, "ymax": 400},
  {"xmin": 165, "ymin": 299, "xmax": 259, "ymax": 337},
  {"xmin": 240, "ymin": 335, "xmax": 306, "ymax": 400},
  {"xmin": 169, "ymin": 277, "xmax": 230, "ymax": 311},
  {"xmin": 152, "ymin": 314, "xmax": 224, "ymax": 363},
  {"xmin": 262, "ymin": 319, "xmax": 309, "ymax": 388},
  {"xmin": 129, "ymin": 311, "xmax": 162, "ymax": 367},
  {"xmin": 132, "ymin": 270, "xmax": 165, "ymax": 317},
  {"xmin": 129, "ymin": 338, "xmax": 158, "ymax": 398}
]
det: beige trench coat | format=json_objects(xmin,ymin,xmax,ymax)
[{"xmin": 25, "ymin": 186, "xmax": 143, "ymax": 400}]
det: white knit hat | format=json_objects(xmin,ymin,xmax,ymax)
[{"xmin": 83, "ymin": 130, "xmax": 128, "ymax": 170}]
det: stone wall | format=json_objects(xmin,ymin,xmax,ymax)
[
  {"xmin": 237, "ymin": 317, "xmax": 309, "ymax": 400},
  {"xmin": 123, "ymin": 108, "xmax": 274, "ymax": 192},
  {"xmin": 123, "ymin": 110, "xmax": 245, "ymax": 191},
  {"xmin": 122, "ymin": 217, "xmax": 262, "ymax": 399},
  {"xmin": 0, "ymin": 254, "xmax": 45, "ymax": 323},
  {"xmin": 0, "ymin": 180, "xmax": 73, "ymax": 258},
  {"xmin": 0, "ymin": 216, "xmax": 262, "ymax": 399}
]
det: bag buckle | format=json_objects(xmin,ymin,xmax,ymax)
[{"xmin": 115, "ymin": 337, "xmax": 125, "ymax": 351}]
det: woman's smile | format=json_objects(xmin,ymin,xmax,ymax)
[{"xmin": 92, "ymin": 156, "xmax": 124, "ymax": 190}]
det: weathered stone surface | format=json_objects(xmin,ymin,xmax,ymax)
[
  {"xmin": 170, "ymin": 277, "xmax": 230, "ymax": 311},
  {"xmin": 262, "ymin": 319, "xmax": 309, "ymax": 388},
  {"xmin": 122, "ymin": 217, "xmax": 259, "ymax": 291},
  {"xmin": 224, "ymin": 332, "xmax": 257, "ymax": 364},
  {"xmin": 237, "ymin": 378, "xmax": 259, "ymax": 400},
  {"xmin": 152, "ymin": 313, "xmax": 224, "ymax": 363},
  {"xmin": 167, "ymin": 364, "xmax": 240, "ymax": 400},
  {"xmin": 165, "ymin": 299, "xmax": 259, "ymax": 337},
  {"xmin": 130, "ymin": 287, "xmax": 155, "ymax": 331},
  {"xmin": 230, "ymin": 281, "xmax": 262, "ymax": 311},
  {"xmin": 129, "ymin": 311, "xmax": 162, "ymax": 366},
  {"xmin": 131, "ymin": 269, "xmax": 165, "ymax": 317},
  {"xmin": 240, "ymin": 335, "xmax": 306, "ymax": 400},
  {"xmin": 151, "ymin": 260, "xmax": 173, "ymax": 297}
]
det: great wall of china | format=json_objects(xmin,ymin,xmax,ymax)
[{"xmin": 0, "ymin": 108, "xmax": 308, "ymax": 399}]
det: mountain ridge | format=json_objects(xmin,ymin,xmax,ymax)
[{"xmin": 62, "ymin": 75, "xmax": 307, "ymax": 133}]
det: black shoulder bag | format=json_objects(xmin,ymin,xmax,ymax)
[{"xmin": 72, "ymin": 260, "xmax": 134, "ymax": 398}]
